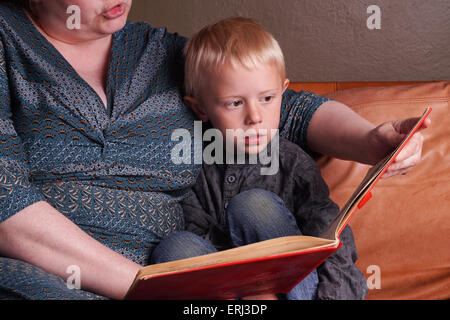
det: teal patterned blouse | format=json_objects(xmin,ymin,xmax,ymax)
[{"xmin": 0, "ymin": 3, "xmax": 330, "ymax": 299}]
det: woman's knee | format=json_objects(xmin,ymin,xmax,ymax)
[{"xmin": 149, "ymin": 231, "xmax": 217, "ymax": 264}]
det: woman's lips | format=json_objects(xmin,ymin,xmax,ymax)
[{"xmin": 102, "ymin": 3, "xmax": 125, "ymax": 19}]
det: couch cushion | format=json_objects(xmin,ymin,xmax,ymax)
[{"xmin": 318, "ymin": 81, "xmax": 449, "ymax": 299}]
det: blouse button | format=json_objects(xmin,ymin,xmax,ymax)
[{"xmin": 226, "ymin": 175, "xmax": 236, "ymax": 183}]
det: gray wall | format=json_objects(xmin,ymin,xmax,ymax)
[{"xmin": 128, "ymin": 0, "xmax": 450, "ymax": 82}]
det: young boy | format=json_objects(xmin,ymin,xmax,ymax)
[{"xmin": 150, "ymin": 17, "xmax": 368, "ymax": 300}]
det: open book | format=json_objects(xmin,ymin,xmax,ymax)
[{"xmin": 125, "ymin": 108, "xmax": 432, "ymax": 300}]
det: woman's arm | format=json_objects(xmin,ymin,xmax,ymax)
[
  {"xmin": 306, "ymin": 100, "xmax": 375, "ymax": 163},
  {"xmin": 307, "ymin": 100, "xmax": 430, "ymax": 177},
  {"xmin": 0, "ymin": 35, "xmax": 139, "ymax": 299},
  {"xmin": 0, "ymin": 201, "xmax": 141, "ymax": 300}
]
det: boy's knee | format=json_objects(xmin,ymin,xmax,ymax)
[
  {"xmin": 227, "ymin": 188, "xmax": 284, "ymax": 224},
  {"xmin": 150, "ymin": 231, "xmax": 216, "ymax": 264},
  {"xmin": 226, "ymin": 189, "xmax": 301, "ymax": 243}
]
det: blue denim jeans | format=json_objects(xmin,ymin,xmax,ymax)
[{"xmin": 150, "ymin": 188, "xmax": 319, "ymax": 300}]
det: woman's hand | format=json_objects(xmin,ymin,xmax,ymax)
[
  {"xmin": 308, "ymin": 100, "xmax": 431, "ymax": 178},
  {"xmin": 367, "ymin": 117, "xmax": 431, "ymax": 178}
]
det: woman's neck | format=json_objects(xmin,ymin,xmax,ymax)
[{"xmin": 28, "ymin": 11, "xmax": 113, "ymax": 108}]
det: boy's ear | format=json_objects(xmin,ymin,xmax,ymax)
[
  {"xmin": 282, "ymin": 78, "xmax": 290, "ymax": 93},
  {"xmin": 184, "ymin": 96, "xmax": 209, "ymax": 122}
]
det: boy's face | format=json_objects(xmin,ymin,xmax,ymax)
[{"xmin": 185, "ymin": 62, "xmax": 289, "ymax": 154}]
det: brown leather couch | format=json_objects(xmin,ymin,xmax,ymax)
[{"xmin": 289, "ymin": 81, "xmax": 450, "ymax": 300}]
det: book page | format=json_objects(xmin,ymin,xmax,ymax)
[{"xmin": 320, "ymin": 107, "xmax": 432, "ymax": 240}]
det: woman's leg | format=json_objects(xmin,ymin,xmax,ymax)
[
  {"xmin": 0, "ymin": 232, "xmax": 215, "ymax": 300},
  {"xmin": 149, "ymin": 231, "xmax": 217, "ymax": 264},
  {"xmin": 0, "ymin": 257, "xmax": 107, "ymax": 300},
  {"xmin": 226, "ymin": 188, "xmax": 319, "ymax": 300}
]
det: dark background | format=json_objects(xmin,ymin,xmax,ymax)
[{"xmin": 129, "ymin": 0, "xmax": 450, "ymax": 82}]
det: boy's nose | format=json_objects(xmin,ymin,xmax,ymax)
[{"xmin": 244, "ymin": 102, "xmax": 262, "ymax": 125}]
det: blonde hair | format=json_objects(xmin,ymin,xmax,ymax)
[{"xmin": 184, "ymin": 17, "xmax": 286, "ymax": 97}]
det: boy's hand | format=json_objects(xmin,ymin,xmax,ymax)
[{"xmin": 368, "ymin": 117, "xmax": 431, "ymax": 178}]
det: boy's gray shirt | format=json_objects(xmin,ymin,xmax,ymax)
[{"xmin": 181, "ymin": 137, "xmax": 368, "ymax": 300}]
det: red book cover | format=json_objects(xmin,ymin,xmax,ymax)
[{"xmin": 126, "ymin": 244, "xmax": 339, "ymax": 300}]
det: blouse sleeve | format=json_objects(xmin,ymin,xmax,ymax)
[
  {"xmin": 278, "ymin": 89, "xmax": 331, "ymax": 154},
  {"xmin": 0, "ymin": 38, "xmax": 46, "ymax": 224}
]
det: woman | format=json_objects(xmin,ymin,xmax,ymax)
[{"xmin": 0, "ymin": 0, "xmax": 429, "ymax": 300}]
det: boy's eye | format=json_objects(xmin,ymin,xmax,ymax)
[
  {"xmin": 262, "ymin": 96, "xmax": 274, "ymax": 103},
  {"xmin": 228, "ymin": 100, "xmax": 243, "ymax": 107}
]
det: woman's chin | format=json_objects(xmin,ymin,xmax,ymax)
[{"xmin": 98, "ymin": 17, "xmax": 128, "ymax": 35}]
